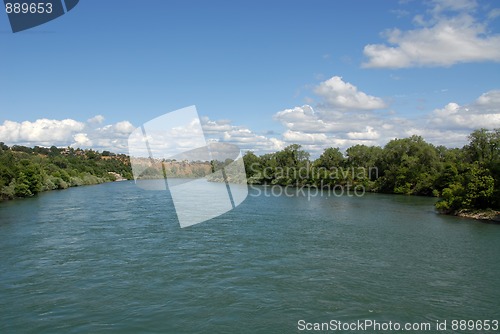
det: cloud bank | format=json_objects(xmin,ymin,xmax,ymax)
[
  {"xmin": 363, "ymin": 0, "xmax": 500, "ymax": 68},
  {"xmin": 0, "ymin": 115, "xmax": 134, "ymax": 152},
  {"xmin": 1, "ymin": 77, "xmax": 499, "ymax": 157}
]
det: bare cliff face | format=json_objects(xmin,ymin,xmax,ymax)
[{"xmin": 130, "ymin": 158, "xmax": 213, "ymax": 180}]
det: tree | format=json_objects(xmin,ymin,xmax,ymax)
[
  {"xmin": 345, "ymin": 145, "xmax": 382, "ymax": 186},
  {"xmin": 274, "ymin": 145, "xmax": 310, "ymax": 185},
  {"xmin": 0, "ymin": 142, "xmax": 8, "ymax": 151},
  {"xmin": 275, "ymin": 144, "xmax": 310, "ymax": 168},
  {"xmin": 465, "ymin": 129, "xmax": 499, "ymax": 164},
  {"xmin": 19, "ymin": 160, "xmax": 43, "ymax": 195},
  {"xmin": 435, "ymin": 183, "xmax": 464, "ymax": 212},
  {"xmin": 0, "ymin": 164, "xmax": 15, "ymax": 187},
  {"xmin": 435, "ymin": 163, "xmax": 459, "ymax": 192},
  {"xmin": 435, "ymin": 129, "xmax": 499, "ymax": 212},
  {"xmin": 14, "ymin": 172, "xmax": 33, "ymax": 197},
  {"xmin": 346, "ymin": 145, "xmax": 382, "ymax": 170},
  {"xmin": 33, "ymin": 146, "xmax": 50, "ymax": 155},
  {"xmin": 243, "ymin": 151, "xmax": 262, "ymax": 183},
  {"xmin": 462, "ymin": 164, "xmax": 495, "ymax": 210},
  {"xmin": 49, "ymin": 146, "xmax": 60, "ymax": 156},
  {"xmin": 11, "ymin": 145, "xmax": 32, "ymax": 154},
  {"xmin": 85, "ymin": 149, "xmax": 99, "ymax": 160},
  {"xmin": 466, "ymin": 129, "xmax": 500, "ymax": 208},
  {"xmin": 378, "ymin": 136, "xmax": 440, "ymax": 195},
  {"xmin": 316, "ymin": 147, "xmax": 344, "ymax": 169}
]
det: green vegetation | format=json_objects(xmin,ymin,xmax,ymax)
[
  {"xmin": 1, "ymin": 128, "xmax": 498, "ymax": 216},
  {"xmin": 242, "ymin": 129, "xmax": 500, "ymax": 215},
  {"xmin": 0, "ymin": 144, "xmax": 132, "ymax": 200}
]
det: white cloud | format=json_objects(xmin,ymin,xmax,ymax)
[
  {"xmin": 127, "ymin": 114, "xmax": 211, "ymax": 159},
  {"xmin": 314, "ymin": 76, "xmax": 387, "ymax": 110},
  {"xmin": 87, "ymin": 115, "xmax": 105, "ymax": 124},
  {"xmin": 200, "ymin": 117, "xmax": 236, "ymax": 134},
  {"xmin": 2, "ymin": 87, "xmax": 499, "ymax": 157},
  {"xmin": 221, "ymin": 128, "xmax": 284, "ymax": 152},
  {"xmin": 270, "ymin": 82, "xmax": 500, "ymax": 155},
  {"xmin": 363, "ymin": 1, "xmax": 500, "ymax": 68},
  {"xmin": 274, "ymin": 105, "xmax": 343, "ymax": 133},
  {"xmin": 282, "ymin": 130, "xmax": 329, "ymax": 144},
  {"xmin": 402, "ymin": 127, "xmax": 469, "ymax": 148},
  {"xmin": 347, "ymin": 126, "xmax": 380, "ymax": 140},
  {"xmin": 429, "ymin": 90, "xmax": 500, "ymax": 129},
  {"xmin": 275, "ymin": 108, "xmax": 393, "ymax": 153},
  {"xmin": 114, "ymin": 121, "xmax": 135, "ymax": 134},
  {"xmin": 0, "ymin": 117, "xmax": 138, "ymax": 152},
  {"xmin": 199, "ymin": 116, "xmax": 285, "ymax": 153},
  {"xmin": 73, "ymin": 133, "xmax": 93, "ymax": 147},
  {"xmin": 475, "ymin": 90, "xmax": 500, "ymax": 111},
  {"xmin": 0, "ymin": 119, "xmax": 85, "ymax": 146},
  {"xmin": 157, "ymin": 109, "xmax": 394, "ymax": 157},
  {"xmin": 96, "ymin": 121, "xmax": 135, "ymax": 136},
  {"xmin": 268, "ymin": 77, "xmax": 411, "ymax": 154}
]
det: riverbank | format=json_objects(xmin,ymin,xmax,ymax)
[
  {"xmin": 0, "ymin": 145, "xmax": 133, "ymax": 201},
  {"xmin": 454, "ymin": 209, "xmax": 500, "ymax": 223},
  {"xmin": 0, "ymin": 176, "xmax": 129, "ymax": 202}
]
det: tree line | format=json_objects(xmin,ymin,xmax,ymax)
[
  {"xmin": 0, "ymin": 144, "xmax": 133, "ymax": 200},
  {"xmin": 242, "ymin": 129, "xmax": 499, "ymax": 213},
  {"xmin": 1, "ymin": 129, "xmax": 498, "ymax": 213}
]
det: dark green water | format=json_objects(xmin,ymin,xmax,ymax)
[{"xmin": 1, "ymin": 181, "xmax": 499, "ymax": 333}]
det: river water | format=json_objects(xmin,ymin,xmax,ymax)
[{"xmin": 1, "ymin": 181, "xmax": 499, "ymax": 333}]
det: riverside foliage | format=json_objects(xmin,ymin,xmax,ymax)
[
  {"xmin": 1, "ymin": 129, "xmax": 498, "ymax": 213},
  {"xmin": 242, "ymin": 129, "xmax": 499, "ymax": 213},
  {"xmin": 0, "ymin": 144, "xmax": 132, "ymax": 200}
]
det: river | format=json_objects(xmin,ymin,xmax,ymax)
[{"xmin": 1, "ymin": 181, "xmax": 499, "ymax": 333}]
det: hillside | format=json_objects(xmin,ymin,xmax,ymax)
[{"xmin": 0, "ymin": 144, "xmax": 133, "ymax": 200}]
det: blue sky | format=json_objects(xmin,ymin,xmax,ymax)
[{"xmin": 1, "ymin": 0, "xmax": 500, "ymax": 155}]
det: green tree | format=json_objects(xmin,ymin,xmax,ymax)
[
  {"xmin": 462, "ymin": 164, "xmax": 495, "ymax": 209},
  {"xmin": 465, "ymin": 129, "xmax": 500, "ymax": 208},
  {"xmin": 49, "ymin": 146, "xmax": 60, "ymax": 156},
  {"xmin": 0, "ymin": 142, "xmax": 9, "ymax": 151},
  {"xmin": 243, "ymin": 151, "xmax": 263, "ymax": 183},
  {"xmin": 435, "ymin": 163, "xmax": 459, "ymax": 192},
  {"xmin": 435, "ymin": 183, "xmax": 465, "ymax": 212},
  {"xmin": 346, "ymin": 145, "xmax": 382, "ymax": 170},
  {"xmin": 19, "ymin": 160, "xmax": 43, "ymax": 195},
  {"xmin": 466, "ymin": 129, "xmax": 500, "ymax": 164},
  {"xmin": 316, "ymin": 147, "xmax": 344, "ymax": 169},
  {"xmin": 378, "ymin": 135, "xmax": 440, "ymax": 195},
  {"xmin": 14, "ymin": 172, "xmax": 33, "ymax": 197}
]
